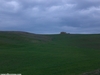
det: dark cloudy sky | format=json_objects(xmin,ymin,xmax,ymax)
[{"xmin": 0, "ymin": 0, "xmax": 100, "ymax": 34}]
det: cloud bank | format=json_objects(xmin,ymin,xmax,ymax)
[{"xmin": 0, "ymin": 0, "xmax": 100, "ymax": 34}]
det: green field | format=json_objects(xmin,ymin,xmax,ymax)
[{"xmin": 0, "ymin": 31, "xmax": 100, "ymax": 75}]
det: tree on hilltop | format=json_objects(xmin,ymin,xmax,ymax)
[{"xmin": 60, "ymin": 32, "xmax": 70, "ymax": 34}]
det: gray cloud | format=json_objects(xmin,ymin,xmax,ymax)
[{"xmin": 0, "ymin": 0, "xmax": 100, "ymax": 34}]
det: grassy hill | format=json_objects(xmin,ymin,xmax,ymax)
[{"xmin": 0, "ymin": 31, "xmax": 100, "ymax": 75}]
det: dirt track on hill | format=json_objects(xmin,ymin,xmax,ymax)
[{"xmin": 81, "ymin": 69, "xmax": 100, "ymax": 75}]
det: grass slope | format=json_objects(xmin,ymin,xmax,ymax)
[{"xmin": 0, "ymin": 31, "xmax": 100, "ymax": 75}]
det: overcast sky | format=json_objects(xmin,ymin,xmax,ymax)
[{"xmin": 0, "ymin": 0, "xmax": 100, "ymax": 34}]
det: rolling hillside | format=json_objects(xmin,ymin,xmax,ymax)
[
  {"xmin": 0, "ymin": 31, "xmax": 100, "ymax": 75},
  {"xmin": 0, "ymin": 31, "xmax": 51, "ymax": 48}
]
